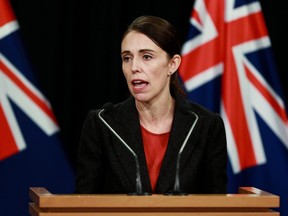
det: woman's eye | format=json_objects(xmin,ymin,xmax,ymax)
[
  {"xmin": 143, "ymin": 55, "xmax": 152, "ymax": 60},
  {"xmin": 122, "ymin": 56, "xmax": 131, "ymax": 62}
]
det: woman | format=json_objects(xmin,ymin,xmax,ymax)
[{"xmin": 75, "ymin": 15, "xmax": 227, "ymax": 195}]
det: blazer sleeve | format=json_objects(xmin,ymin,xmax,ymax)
[
  {"xmin": 75, "ymin": 110, "xmax": 105, "ymax": 194},
  {"xmin": 206, "ymin": 113, "xmax": 228, "ymax": 193}
]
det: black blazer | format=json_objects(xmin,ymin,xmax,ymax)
[{"xmin": 75, "ymin": 95, "xmax": 227, "ymax": 194}]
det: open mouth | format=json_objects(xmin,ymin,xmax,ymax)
[{"xmin": 132, "ymin": 80, "xmax": 149, "ymax": 88}]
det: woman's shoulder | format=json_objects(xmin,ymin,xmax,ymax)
[
  {"xmin": 176, "ymin": 95, "xmax": 219, "ymax": 116},
  {"xmin": 87, "ymin": 96, "xmax": 134, "ymax": 115},
  {"xmin": 176, "ymin": 96, "xmax": 224, "ymax": 126},
  {"xmin": 86, "ymin": 96, "xmax": 136, "ymax": 123},
  {"xmin": 189, "ymin": 101, "xmax": 216, "ymax": 115}
]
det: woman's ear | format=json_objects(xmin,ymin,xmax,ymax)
[{"xmin": 169, "ymin": 54, "xmax": 181, "ymax": 74}]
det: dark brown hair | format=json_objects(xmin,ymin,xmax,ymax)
[{"xmin": 122, "ymin": 15, "xmax": 186, "ymax": 97}]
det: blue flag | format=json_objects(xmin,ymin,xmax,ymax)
[
  {"xmin": 179, "ymin": 0, "xmax": 288, "ymax": 215},
  {"xmin": 0, "ymin": 0, "xmax": 75, "ymax": 215}
]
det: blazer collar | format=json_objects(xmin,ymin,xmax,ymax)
[
  {"xmin": 107, "ymin": 96, "xmax": 198, "ymax": 194},
  {"xmin": 156, "ymin": 96, "xmax": 198, "ymax": 193},
  {"xmin": 107, "ymin": 97, "xmax": 152, "ymax": 193}
]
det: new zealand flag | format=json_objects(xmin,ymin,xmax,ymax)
[
  {"xmin": 0, "ymin": 0, "xmax": 75, "ymax": 215},
  {"xmin": 179, "ymin": 0, "xmax": 288, "ymax": 215}
]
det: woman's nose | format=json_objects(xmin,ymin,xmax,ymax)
[{"xmin": 131, "ymin": 58, "xmax": 141, "ymax": 73}]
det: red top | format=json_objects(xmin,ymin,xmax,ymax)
[{"xmin": 141, "ymin": 125, "xmax": 170, "ymax": 192}]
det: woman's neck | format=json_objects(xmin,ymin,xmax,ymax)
[{"xmin": 136, "ymin": 96, "xmax": 175, "ymax": 134}]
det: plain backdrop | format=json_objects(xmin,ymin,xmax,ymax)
[{"xmin": 9, "ymin": 0, "xmax": 288, "ymax": 169}]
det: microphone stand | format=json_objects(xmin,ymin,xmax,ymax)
[
  {"xmin": 165, "ymin": 111, "xmax": 199, "ymax": 196},
  {"xmin": 98, "ymin": 108, "xmax": 150, "ymax": 196}
]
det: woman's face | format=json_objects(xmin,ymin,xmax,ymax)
[{"xmin": 121, "ymin": 31, "xmax": 176, "ymax": 104}]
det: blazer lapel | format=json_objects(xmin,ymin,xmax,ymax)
[
  {"xmin": 156, "ymin": 98, "xmax": 198, "ymax": 193},
  {"xmin": 107, "ymin": 97, "xmax": 152, "ymax": 193}
]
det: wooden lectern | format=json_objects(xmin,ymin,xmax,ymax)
[{"xmin": 29, "ymin": 187, "xmax": 279, "ymax": 216}]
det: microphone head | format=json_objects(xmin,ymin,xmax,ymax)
[{"xmin": 102, "ymin": 102, "xmax": 114, "ymax": 113}]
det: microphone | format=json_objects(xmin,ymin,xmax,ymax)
[
  {"xmin": 98, "ymin": 103, "xmax": 150, "ymax": 196},
  {"xmin": 165, "ymin": 106, "xmax": 199, "ymax": 195}
]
